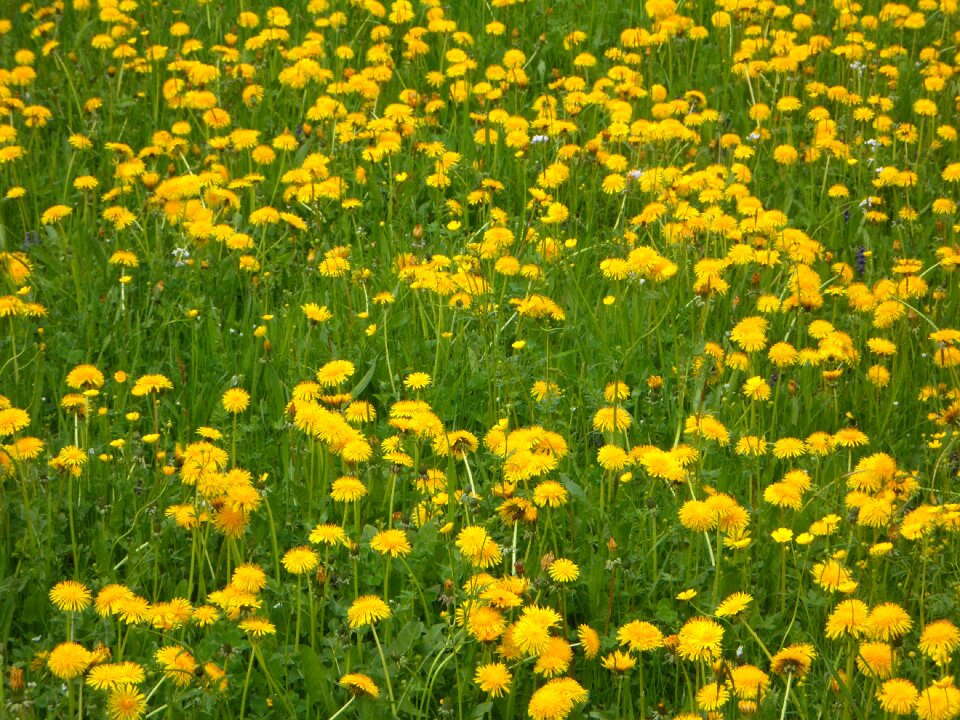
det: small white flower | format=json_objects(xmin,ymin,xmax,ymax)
[{"xmin": 172, "ymin": 247, "xmax": 190, "ymax": 267}]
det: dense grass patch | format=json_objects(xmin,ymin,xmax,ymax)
[{"xmin": 2, "ymin": 0, "xmax": 960, "ymax": 718}]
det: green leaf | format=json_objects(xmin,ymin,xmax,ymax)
[
  {"xmin": 298, "ymin": 645, "xmax": 333, "ymax": 711},
  {"xmin": 471, "ymin": 702, "xmax": 493, "ymax": 718},
  {"xmin": 351, "ymin": 357, "xmax": 378, "ymax": 398},
  {"xmin": 394, "ymin": 620, "xmax": 424, "ymax": 655},
  {"xmin": 654, "ymin": 597, "xmax": 678, "ymax": 625}
]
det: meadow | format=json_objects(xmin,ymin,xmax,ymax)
[{"xmin": 1, "ymin": 0, "xmax": 960, "ymax": 717}]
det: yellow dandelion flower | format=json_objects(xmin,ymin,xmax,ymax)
[
  {"xmin": 316, "ymin": 360, "xmax": 355, "ymax": 386},
  {"xmin": 49, "ymin": 580, "xmax": 91, "ymax": 612},
  {"xmin": 347, "ymin": 595, "xmax": 391, "ymax": 629},
  {"xmin": 677, "ymin": 617, "xmax": 725, "ymax": 661},
  {"xmin": 601, "ymin": 650, "xmax": 636, "ymax": 673},
  {"xmin": 404, "ymin": 372, "xmax": 431, "ymax": 390},
  {"xmin": 475, "ymin": 662, "xmax": 512, "ymax": 697},
  {"xmin": 370, "ymin": 529, "xmax": 412, "ymax": 558},
  {"xmin": 527, "ymin": 677, "xmax": 587, "ymax": 720},
  {"xmin": 0, "ymin": 407, "xmax": 30, "ymax": 436},
  {"xmin": 770, "ymin": 643, "xmax": 815, "ymax": 677},
  {"xmin": 339, "ymin": 672, "xmax": 379, "ymax": 698},
  {"xmin": 617, "ymin": 620, "xmax": 664, "ymax": 652},
  {"xmin": 919, "ymin": 620, "xmax": 960, "ymax": 665},
  {"xmin": 222, "ymin": 388, "xmax": 250, "ymax": 414},
  {"xmin": 238, "ymin": 617, "xmax": 276, "ymax": 637},
  {"xmin": 715, "ymin": 591, "xmax": 753, "ymax": 618},
  {"xmin": 577, "ymin": 624, "xmax": 600, "ymax": 659},
  {"xmin": 106, "ymin": 685, "xmax": 147, "ymax": 720},
  {"xmin": 877, "ymin": 678, "xmax": 919, "ymax": 715},
  {"xmin": 47, "ymin": 642, "xmax": 91, "ymax": 679},
  {"xmin": 547, "ymin": 558, "xmax": 579, "ymax": 583},
  {"xmin": 86, "ymin": 662, "xmax": 146, "ymax": 690},
  {"xmin": 282, "ymin": 546, "xmax": 319, "ymax": 575}
]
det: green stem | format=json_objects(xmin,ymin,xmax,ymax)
[
  {"xmin": 712, "ymin": 526, "xmax": 722, "ymax": 605},
  {"xmin": 384, "ymin": 557, "xmax": 392, "ymax": 604},
  {"xmin": 780, "ymin": 672, "xmax": 793, "ymax": 720},
  {"xmin": 232, "ymin": 414, "xmax": 238, "ymax": 466},
  {"xmin": 327, "ymin": 696, "xmax": 356, "ymax": 720},
  {"xmin": 263, "ymin": 495, "xmax": 282, "ymax": 586},
  {"xmin": 294, "ymin": 576, "xmax": 302, "ymax": 652},
  {"xmin": 68, "ymin": 474, "xmax": 79, "ymax": 577},
  {"xmin": 382, "ymin": 308, "xmax": 397, "ymax": 396},
  {"xmin": 253, "ymin": 644, "xmax": 295, "ymax": 715},
  {"xmin": 615, "ymin": 679, "xmax": 623, "ymax": 720},
  {"xmin": 371, "ymin": 626, "xmax": 397, "ymax": 716},
  {"xmin": 741, "ymin": 620, "xmax": 773, "ymax": 662},
  {"xmin": 309, "ymin": 579, "xmax": 317, "ymax": 651},
  {"xmin": 638, "ymin": 659, "xmax": 646, "ymax": 720},
  {"xmin": 400, "ymin": 557, "xmax": 431, "ymax": 623},
  {"xmin": 8, "ymin": 316, "xmax": 19, "ymax": 389},
  {"xmin": 239, "ymin": 645, "xmax": 256, "ymax": 720}
]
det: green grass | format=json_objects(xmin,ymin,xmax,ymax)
[{"xmin": 1, "ymin": 0, "xmax": 960, "ymax": 718}]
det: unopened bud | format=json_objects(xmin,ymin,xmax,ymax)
[{"xmin": 9, "ymin": 666, "xmax": 24, "ymax": 691}]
